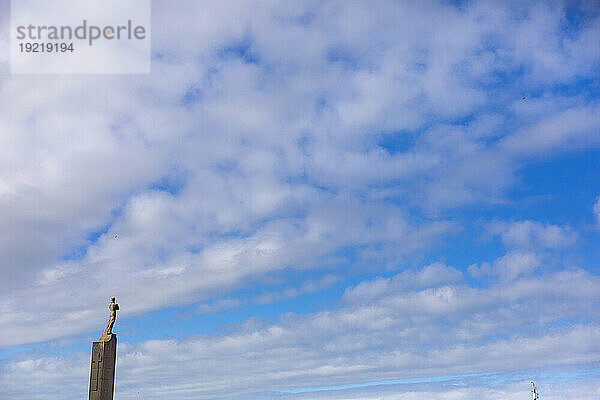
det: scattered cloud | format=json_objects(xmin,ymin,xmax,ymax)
[
  {"xmin": 253, "ymin": 274, "xmax": 338, "ymax": 304},
  {"xmin": 1, "ymin": 0, "xmax": 599, "ymax": 399},
  {"xmin": 487, "ymin": 220, "xmax": 577, "ymax": 250}
]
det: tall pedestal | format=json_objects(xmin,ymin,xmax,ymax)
[{"xmin": 89, "ymin": 335, "xmax": 117, "ymax": 400}]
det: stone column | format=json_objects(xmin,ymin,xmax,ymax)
[{"xmin": 89, "ymin": 334, "xmax": 117, "ymax": 400}]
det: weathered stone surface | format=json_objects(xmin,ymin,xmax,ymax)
[{"xmin": 89, "ymin": 334, "xmax": 117, "ymax": 400}]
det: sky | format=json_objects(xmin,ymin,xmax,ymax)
[{"xmin": 0, "ymin": 0, "xmax": 600, "ymax": 399}]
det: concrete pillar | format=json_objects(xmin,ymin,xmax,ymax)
[{"xmin": 89, "ymin": 335, "xmax": 117, "ymax": 400}]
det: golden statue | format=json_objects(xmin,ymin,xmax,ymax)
[{"xmin": 99, "ymin": 297, "xmax": 119, "ymax": 342}]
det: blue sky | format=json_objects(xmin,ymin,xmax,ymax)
[{"xmin": 1, "ymin": 0, "xmax": 600, "ymax": 399}]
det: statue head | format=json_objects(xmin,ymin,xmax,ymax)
[{"xmin": 111, "ymin": 297, "xmax": 116, "ymax": 302}]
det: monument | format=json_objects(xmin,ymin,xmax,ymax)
[{"xmin": 89, "ymin": 297, "xmax": 119, "ymax": 400}]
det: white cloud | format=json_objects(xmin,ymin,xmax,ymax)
[
  {"xmin": 1, "ymin": 0, "xmax": 598, "ymax": 299},
  {"xmin": 343, "ymin": 262, "xmax": 464, "ymax": 304},
  {"xmin": 499, "ymin": 105, "xmax": 600, "ymax": 156},
  {"xmin": 253, "ymin": 274, "xmax": 338, "ymax": 304},
  {"xmin": 469, "ymin": 251, "xmax": 541, "ymax": 280},
  {"xmin": 487, "ymin": 220, "xmax": 577, "ymax": 250},
  {"xmin": 594, "ymin": 197, "xmax": 600, "ymax": 226},
  {"xmin": 277, "ymin": 379, "xmax": 600, "ymax": 400},
  {"xmin": 0, "ymin": 0, "xmax": 597, "ymax": 346},
  {"xmin": 194, "ymin": 298, "xmax": 241, "ymax": 315},
  {"xmin": 0, "ymin": 200, "xmax": 451, "ymax": 347}
]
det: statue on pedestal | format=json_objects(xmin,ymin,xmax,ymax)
[{"xmin": 90, "ymin": 297, "xmax": 119, "ymax": 400}]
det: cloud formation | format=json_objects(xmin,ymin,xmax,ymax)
[{"xmin": 1, "ymin": 0, "xmax": 599, "ymax": 399}]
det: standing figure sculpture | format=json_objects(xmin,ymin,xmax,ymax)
[{"xmin": 100, "ymin": 297, "xmax": 119, "ymax": 341}]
